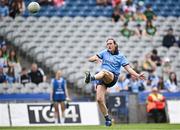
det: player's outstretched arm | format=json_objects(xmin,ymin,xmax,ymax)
[
  {"xmin": 88, "ymin": 55, "xmax": 101, "ymax": 63},
  {"xmin": 124, "ymin": 64, "xmax": 146, "ymax": 80}
]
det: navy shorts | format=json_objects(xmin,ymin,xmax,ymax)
[
  {"xmin": 96, "ymin": 72, "xmax": 118, "ymax": 88},
  {"xmin": 53, "ymin": 99, "xmax": 66, "ymax": 103}
]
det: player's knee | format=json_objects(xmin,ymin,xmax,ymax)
[
  {"xmin": 102, "ymin": 70, "xmax": 113, "ymax": 77},
  {"xmin": 96, "ymin": 96, "xmax": 104, "ymax": 104},
  {"xmin": 101, "ymin": 70, "xmax": 107, "ymax": 75}
]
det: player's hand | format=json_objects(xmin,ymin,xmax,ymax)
[
  {"xmin": 138, "ymin": 73, "xmax": 146, "ymax": 80},
  {"xmin": 66, "ymin": 97, "xmax": 71, "ymax": 101},
  {"xmin": 95, "ymin": 59, "xmax": 102, "ymax": 64}
]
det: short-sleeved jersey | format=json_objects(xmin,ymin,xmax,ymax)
[
  {"xmin": 52, "ymin": 77, "xmax": 67, "ymax": 101},
  {"xmin": 97, "ymin": 49, "xmax": 129, "ymax": 76}
]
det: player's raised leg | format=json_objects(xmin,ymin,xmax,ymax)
[{"xmin": 85, "ymin": 70, "xmax": 114, "ymax": 84}]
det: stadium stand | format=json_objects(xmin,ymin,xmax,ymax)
[
  {"xmin": 21, "ymin": 0, "xmax": 180, "ymax": 17},
  {"xmin": 1, "ymin": 15, "xmax": 180, "ymax": 94},
  {"xmin": 0, "ymin": 0, "xmax": 180, "ymax": 95},
  {"xmin": 1, "ymin": 1, "xmax": 180, "ymax": 125}
]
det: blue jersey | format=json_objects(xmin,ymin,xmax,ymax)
[
  {"xmin": 97, "ymin": 49, "xmax": 129, "ymax": 76},
  {"xmin": 52, "ymin": 78, "xmax": 67, "ymax": 101}
]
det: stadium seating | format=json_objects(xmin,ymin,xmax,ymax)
[
  {"xmin": 0, "ymin": 16, "xmax": 180, "ymax": 94},
  {"xmin": 23, "ymin": 0, "xmax": 180, "ymax": 17},
  {"xmin": 0, "ymin": 0, "xmax": 180, "ymax": 94}
]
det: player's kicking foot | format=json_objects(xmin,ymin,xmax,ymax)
[
  {"xmin": 85, "ymin": 71, "xmax": 91, "ymax": 83},
  {"xmin": 105, "ymin": 116, "xmax": 112, "ymax": 126},
  {"xmin": 105, "ymin": 120, "xmax": 112, "ymax": 126}
]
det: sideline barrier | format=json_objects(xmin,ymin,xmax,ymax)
[
  {"xmin": 166, "ymin": 100, "xmax": 180, "ymax": 124},
  {"xmin": 138, "ymin": 91, "xmax": 180, "ymax": 104},
  {"xmin": 0, "ymin": 102, "xmax": 100, "ymax": 126},
  {"xmin": 106, "ymin": 92, "xmax": 129, "ymax": 123}
]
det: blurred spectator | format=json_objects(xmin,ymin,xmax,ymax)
[
  {"xmin": 53, "ymin": 0, "xmax": 65, "ymax": 7},
  {"xmin": 28, "ymin": 63, "xmax": 46, "ymax": 84},
  {"xmin": 134, "ymin": 24, "xmax": 146, "ymax": 38},
  {"xmin": 0, "ymin": 49, "xmax": 7, "ymax": 68},
  {"xmin": 97, "ymin": 0, "xmax": 105, "ymax": 6},
  {"xmin": 120, "ymin": 22, "xmax": 134, "ymax": 38},
  {"xmin": 150, "ymin": 49, "xmax": 161, "ymax": 67},
  {"xmin": 164, "ymin": 72, "xmax": 179, "ymax": 92},
  {"xmin": 162, "ymin": 28, "xmax": 176, "ymax": 48},
  {"xmin": 112, "ymin": 0, "xmax": 121, "ymax": 10},
  {"xmin": 156, "ymin": 76, "xmax": 164, "ymax": 91},
  {"xmin": 122, "ymin": 0, "xmax": 136, "ymax": 23},
  {"xmin": 122, "ymin": 0, "xmax": 136, "ymax": 14},
  {"xmin": 2, "ymin": 0, "xmax": 8, "ymax": 5},
  {"xmin": 162, "ymin": 57, "xmax": 173, "ymax": 81},
  {"xmin": 38, "ymin": 0, "xmax": 53, "ymax": 6},
  {"xmin": 144, "ymin": 4, "xmax": 157, "ymax": 22},
  {"xmin": 145, "ymin": 21, "xmax": 156, "ymax": 36},
  {"xmin": 146, "ymin": 87, "xmax": 167, "ymax": 123},
  {"xmin": 111, "ymin": 8, "xmax": 121, "ymax": 22},
  {"xmin": 136, "ymin": 1, "xmax": 146, "ymax": 13},
  {"xmin": 2, "ymin": 44, "xmax": 8, "ymax": 60},
  {"xmin": 0, "ymin": 66, "xmax": 7, "ymax": 83},
  {"xmin": 133, "ymin": 8, "xmax": 146, "ymax": 23},
  {"xmin": 0, "ymin": 0, "xmax": 9, "ymax": 17},
  {"xmin": 134, "ymin": 1, "xmax": 146, "ymax": 23},
  {"xmin": 175, "ymin": 36, "xmax": 180, "ymax": 48},
  {"xmin": 146, "ymin": 71, "xmax": 159, "ymax": 90},
  {"xmin": 131, "ymin": 60, "xmax": 141, "ymax": 73},
  {"xmin": 150, "ymin": 74, "xmax": 159, "ymax": 85},
  {"xmin": 7, "ymin": 49, "xmax": 21, "ymax": 82},
  {"xmin": 129, "ymin": 78, "xmax": 144, "ymax": 93},
  {"xmin": 150, "ymin": 49, "xmax": 162, "ymax": 77},
  {"xmin": 9, "ymin": 0, "xmax": 25, "ymax": 18},
  {"xmin": 142, "ymin": 53, "xmax": 156, "ymax": 73},
  {"xmin": 20, "ymin": 67, "xmax": 31, "ymax": 85},
  {"xmin": 6, "ymin": 67, "xmax": 16, "ymax": 83},
  {"xmin": 0, "ymin": 36, "xmax": 6, "ymax": 48},
  {"xmin": 116, "ymin": 74, "xmax": 129, "ymax": 91}
]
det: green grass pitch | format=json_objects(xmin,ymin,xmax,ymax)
[{"xmin": 1, "ymin": 124, "xmax": 180, "ymax": 130}]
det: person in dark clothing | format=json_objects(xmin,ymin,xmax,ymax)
[
  {"xmin": 38, "ymin": 0, "xmax": 53, "ymax": 6},
  {"xmin": 0, "ymin": 66, "xmax": 7, "ymax": 83},
  {"xmin": 9, "ymin": 0, "xmax": 25, "ymax": 18},
  {"xmin": 175, "ymin": 36, "xmax": 180, "ymax": 48},
  {"xmin": 145, "ymin": 20, "xmax": 156, "ymax": 36},
  {"xmin": 162, "ymin": 28, "xmax": 176, "ymax": 48},
  {"xmin": 28, "ymin": 63, "xmax": 46, "ymax": 85},
  {"xmin": 20, "ymin": 67, "xmax": 31, "ymax": 85},
  {"xmin": 112, "ymin": 9, "xmax": 121, "ymax": 22},
  {"xmin": 150, "ymin": 49, "xmax": 162, "ymax": 66},
  {"xmin": 144, "ymin": 4, "xmax": 156, "ymax": 22}
]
